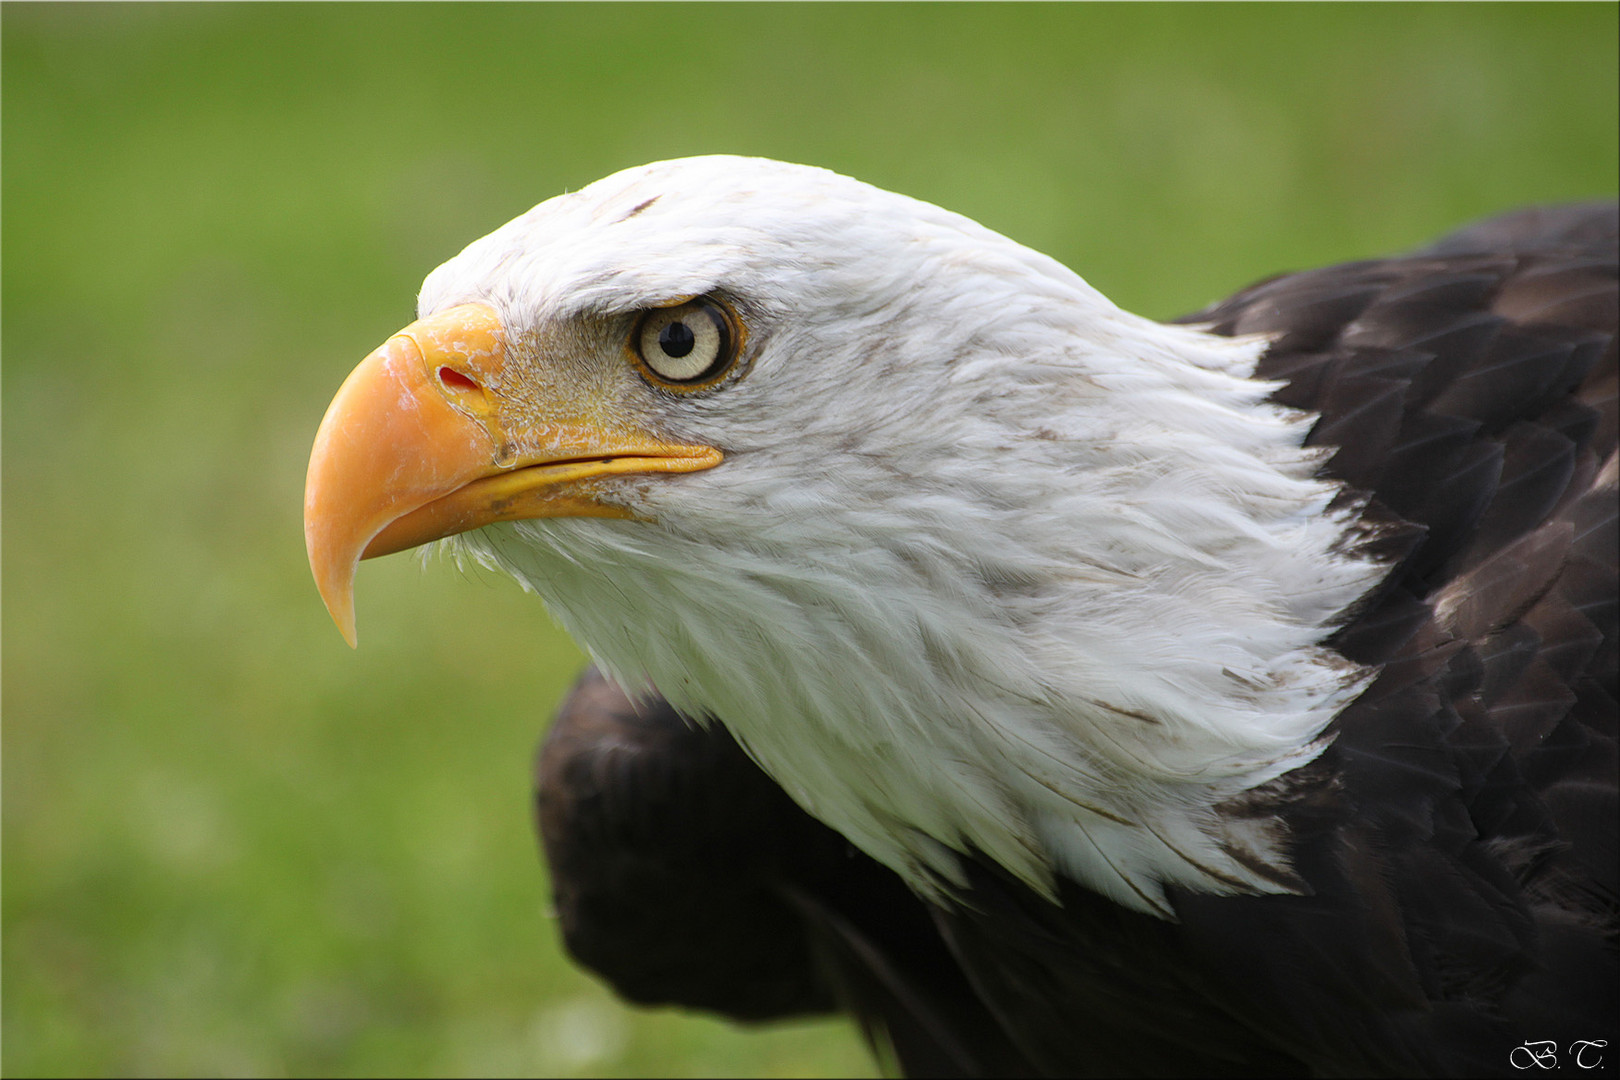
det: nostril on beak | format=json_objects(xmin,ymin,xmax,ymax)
[{"xmin": 438, "ymin": 367, "xmax": 481, "ymax": 393}]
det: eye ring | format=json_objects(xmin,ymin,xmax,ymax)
[{"xmin": 631, "ymin": 296, "xmax": 743, "ymax": 390}]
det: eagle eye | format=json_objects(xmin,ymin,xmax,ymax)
[{"xmin": 632, "ymin": 297, "xmax": 740, "ymax": 389}]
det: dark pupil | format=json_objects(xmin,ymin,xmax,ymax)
[{"xmin": 658, "ymin": 320, "xmax": 696, "ymax": 358}]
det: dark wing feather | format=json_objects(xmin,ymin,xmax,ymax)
[
  {"xmin": 534, "ymin": 202, "xmax": 1617, "ymax": 1076},
  {"xmin": 1186, "ymin": 199, "xmax": 1616, "ymax": 1072},
  {"xmin": 534, "ymin": 668, "xmax": 836, "ymax": 1020},
  {"xmin": 535, "ymin": 668, "xmax": 1036, "ymax": 1076}
]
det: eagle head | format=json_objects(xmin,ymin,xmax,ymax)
[{"xmin": 306, "ymin": 156, "xmax": 1384, "ymax": 916}]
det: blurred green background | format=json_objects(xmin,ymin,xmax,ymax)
[{"xmin": 4, "ymin": 3, "xmax": 1615, "ymax": 1076}]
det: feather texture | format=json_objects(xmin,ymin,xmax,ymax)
[
  {"xmin": 433, "ymin": 157, "xmax": 1395, "ymax": 913},
  {"xmin": 407, "ymin": 161, "xmax": 1616, "ymax": 1075}
]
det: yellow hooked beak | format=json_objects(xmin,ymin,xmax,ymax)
[{"xmin": 304, "ymin": 303, "xmax": 722, "ymax": 646}]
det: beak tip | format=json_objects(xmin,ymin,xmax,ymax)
[
  {"xmin": 319, "ymin": 574, "xmax": 360, "ymax": 649},
  {"xmin": 318, "ymin": 582, "xmax": 360, "ymax": 649},
  {"xmin": 308, "ymin": 540, "xmax": 362, "ymax": 649}
]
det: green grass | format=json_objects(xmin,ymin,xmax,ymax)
[{"xmin": 4, "ymin": 3, "xmax": 1615, "ymax": 1076}]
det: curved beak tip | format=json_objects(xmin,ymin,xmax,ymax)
[
  {"xmin": 331, "ymin": 602, "xmax": 359, "ymax": 651},
  {"xmin": 306, "ymin": 455, "xmax": 367, "ymax": 649},
  {"xmin": 308, "ymin": 539, "xmax": 361, "ymax": 648}
]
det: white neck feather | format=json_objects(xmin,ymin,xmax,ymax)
[{"xmin": 457, "ymin": 321, "xmax": 1380, "ymax": 917}]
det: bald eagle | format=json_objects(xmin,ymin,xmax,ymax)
[{"xmin": 306, "ymin": 158, "xmax": 1616, "ymax": 1076}]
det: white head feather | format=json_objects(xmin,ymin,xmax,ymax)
[{"xmin": 419, "ymin": 156, "xmax": 1384, "ymax": 916}]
